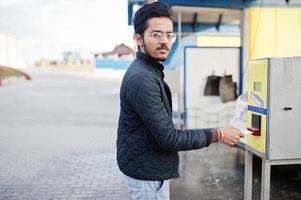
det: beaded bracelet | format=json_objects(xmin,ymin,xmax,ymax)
[{"xmin": 217, "ymin": 128, "xmax": 224, "ymax": 142}]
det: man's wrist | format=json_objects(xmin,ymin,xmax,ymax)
[
  {"xmin": 217, "ymin": 128, "xmax": 224, "ymax": 142},
  {"xmin": 211, "ymin": 129, "xmax": 219, "ymax": 143},
  {"xmin": 211, "ymin": 128, "xmax": 224, "ymax": 143}
]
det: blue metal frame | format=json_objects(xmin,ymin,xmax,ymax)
[
  {"xmin": 183, "ymin": 46, "xmax": 243, "ymax": 128},
  {"xmin": 128, "ymin": 0, "xmax": 144, "ymax": 25},
  {"xmin": 248, "ymin": 105, "xmax": 268, "ymax": 115},
  {"xmin": 160, "ymin": 0, "xmax": 248, "ymax": 8},
  {"xmin": 128, "ymin": 3, "xmax": 133, "ymax": 25},
  {"xmin": 128, "ymin": 0, "xmax": 301, "ymax": 25},
  {"xmin": 159, "ymin": 0, "xmax": 301, "ymax": 8},
  {"xmin": 239, "ymin": 46, "xmax": 243, "ymax": 95},
  {"xmin": 173, "ymin": 22, "xmax": 240, "ymax": 33}
]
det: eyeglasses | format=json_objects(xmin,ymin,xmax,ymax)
[{"xmin": 142, "ymin": 32, "xmax": 177, "ymax": 43}]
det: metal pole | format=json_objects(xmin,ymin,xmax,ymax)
[
  {"xmin": 177, "ymin": 11, "xmax": 182, "ymax": 129},
  {"xmin": 261, "ymin": 159, "xmax": 271, "ymax": 200},
  {"xmin": 241, "ymin": 9, "xmax": 250, "ymax": 93},
  {"xmin": 244, "ymin": 149, "xmax": 253, "ymax": 200}
]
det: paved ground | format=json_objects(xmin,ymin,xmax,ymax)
[
  {"xmin": 0, "ymin": 68, "xmax": 300, "ymax": 200},
  {"xmin": 0, "ymin": 68, "xmax": 128, "ymax": 200}
]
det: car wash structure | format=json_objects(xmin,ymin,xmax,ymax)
[
  {"xmin": 128, "ymin": 2, "xmax": 301, "ymax": 198},
  {"xmin": 245, "ymin": 57, "xmax": 301, "ymax": 200}
]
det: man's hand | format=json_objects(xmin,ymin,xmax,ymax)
[{"xmin": 221, "ymin": 127, "xmax": 244, "ymax": 146}]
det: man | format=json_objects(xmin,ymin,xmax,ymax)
[{"xmin": 117, "ymin": 2, "xmax": 244, "ymax": 199}]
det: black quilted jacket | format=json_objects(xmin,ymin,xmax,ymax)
[{"xmin": 117, "ymin": 51, "xmax": 213, "ymax": 181}]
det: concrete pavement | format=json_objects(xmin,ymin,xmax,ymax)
[
  {"xmin": 0, "ymin": 68, "xmax": 129, "ymax": 200},
  {"xmin": 0, "ymin": 68, "xmax": 300, "ymax": 200}
]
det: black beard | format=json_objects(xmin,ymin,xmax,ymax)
[
  {"xmin": 143, "ymin": 42, "xmax": 169, "ymax": 62},
  {"xmin": 156, "ymin": 57, "xmax": 167, "ymax": 62}
]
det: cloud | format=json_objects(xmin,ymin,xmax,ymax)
[
  {"xmin": 0, "ymin": 0, "xmax": 134, "ymax": 64},
  {"xmin": 0, "ymin": 0, "xmax": 23, "ymax": 7}
]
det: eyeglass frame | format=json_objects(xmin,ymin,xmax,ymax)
[{"xmin": 141, "ymin": 31, "xmax": 177, "ymax": 43}]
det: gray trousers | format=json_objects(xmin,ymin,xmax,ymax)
[{"xmin": 122, "ymin": 174, "xmax": 170, "ymax": 200}]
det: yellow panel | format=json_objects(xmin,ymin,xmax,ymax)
[
  {"xmin": 247, "ymin": 59, "xmax": 268, "ymax": 153},
  {"xmin": 275, "ymin": 9, "xmax": 301, "ymax": 56},
  {"xmin": 197, "ymin": 36, "xmax": 241, "ymax": 47},
  {"xmin": 249, "ymin": 8, "xmax": 276, "ymax": 59},
  {"xmin": 248, "ymin": 59, "xmax": 268, "ymax": 108},
  {"xmin": 249, "ymin": 8, "xmax": 301, "ymax": 59}
]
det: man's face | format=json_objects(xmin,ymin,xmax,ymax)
[{"xmin": 136, "ymin": 17, "xmax": 174, "ymax": 61}]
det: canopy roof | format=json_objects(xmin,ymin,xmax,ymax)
[{"xmin": 159, "ymin": 0, "xmax": 301, "ymax": 8}]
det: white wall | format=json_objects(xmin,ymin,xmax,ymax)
[
  {"xmin": 0, "ymin": 33, "xmax": 26, "ymax": 68},
  {"xmin": 185, "ymin": 47, "xmax": 240, "ymax": 128}
]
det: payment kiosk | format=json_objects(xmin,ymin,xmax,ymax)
[{"xmin": 244, "ymin": 57, "xmax": 301, "ymax": 200}]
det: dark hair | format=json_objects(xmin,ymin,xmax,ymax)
[{"xmin": 133, "ymin": 2, "xmax": 173, "ymax": 35}]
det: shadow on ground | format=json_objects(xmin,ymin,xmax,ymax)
[{"xmin": 171, "ymin": 144, "xmax": 301, "ymax": 200}]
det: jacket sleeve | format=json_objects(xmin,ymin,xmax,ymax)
[{"xmin": 125, "ymin": 74, "xmax": 212, "ymax": 152}]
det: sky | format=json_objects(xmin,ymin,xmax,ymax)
[{"xmin": 0, "ymin": 0, "xmax": 135, "ymax": 64}]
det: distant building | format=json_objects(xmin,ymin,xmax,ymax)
[
  {"xmin": 94, "ymin": 44, "xmax": 134, "ymax": 69},
  {"xmin": 95, "ymin": 43, "xmax": 134, "ymax": 60},
  {"xmin": 0, "ymin": 32, "xmax": 26, "ymax": 68},
  {"xmin": 62, "ymin": 51, "xmax": 82, "ymax": 62},
  {"xmin": 36, "ymin": 50, "xmax": 94, "ymax": 71}
]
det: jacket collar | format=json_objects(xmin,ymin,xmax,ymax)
[{"xmin": 136, "ymin": 51, "xmax": 164, "ymax": 80}]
